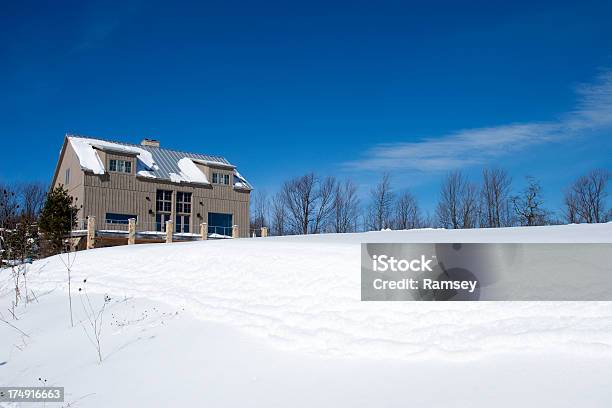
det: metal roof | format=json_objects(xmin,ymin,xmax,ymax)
[{"xmin": 67, "ymin": 134, "xmax": 252, "ymax": 189}]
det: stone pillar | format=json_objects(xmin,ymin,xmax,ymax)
[
  {"xmin": 86, "ymin": 216, "xmax": 96, "ymax": 250},
  {"xmin": 261, "ymin": 227, "xmax": 268, "ymax": 237},
  {"xmin": 166, "ymin": 220, "xmax": 173, "ymax": 243},
  {"xmin": 200, "ymin": 222, "xmax": 208, "ymax": 240},
  {"xmin": 128, "ymin": 218, "xmax": 136, "ymax": 245},
  {"xmin": 232, "ymin": 224, "xmax": 239, "ymax": 238}
]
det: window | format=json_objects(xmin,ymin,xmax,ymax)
[
  {"xmin": 156, "ymin": 190, "xmax": 172, "ymax": 232},
  {"xmin": 109, "ymin": 159, "xmax": 132, "ymax": 174},
  {"xmin": 176, "ymin": 192, "xmax": 192, "ymax": 214},
  {"xmin": 174, "ymin": 192, "xmax": 191, "ymax": 233},
  {"xmin": 212, "ymin": 172, "xmax": 231, "ymax": 185},
  {"xmin": 156, "ymin": 213, "xmax": 171, "ymax": 232},
  {"xmin": 175, "ymin": 215, "xmax": 190, "ymax": 233},
  {"xmin": 65, "ymin": 168, "xmax": 70, "ymax": 185},
  {"xmin": 156, "ymin": 190, "xmax": 172, "ymax": 212},
  {"xmin": 207, "ymin": 212, "xmax": 233, "ymax": 236},
  {"xmin": 105, "ymin": 213, "xmax": 136, "ymax": 224}
]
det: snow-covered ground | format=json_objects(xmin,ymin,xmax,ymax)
[{"xmin": 1, "ymin": 223, "xmax": 612, "ymax": 407}]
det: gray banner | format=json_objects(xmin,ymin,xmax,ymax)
[
  {"xmin": 0, "ymin": 387, "xmax": 64, "ymax": 402},
  {"xmin": 361, "ymin": 243, "xmax": 612, "ymax": 301}
]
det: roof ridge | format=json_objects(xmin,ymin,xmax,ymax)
[{"xmin": 66, "ymin": 133, "xmax": 228, "ymax": 161}]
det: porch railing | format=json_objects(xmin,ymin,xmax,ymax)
[{"xmin": 71, "ymin": 217, "xmax": 268, "ymax": 250}]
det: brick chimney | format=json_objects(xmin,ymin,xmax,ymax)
[{"xmin": 141, "ymin": 138, "xmax": 160, "ymax": 147}]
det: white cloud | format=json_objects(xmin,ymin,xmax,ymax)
[{"xmin": 345, "ymin": 70, "xmax": 612, "ymax": 172}]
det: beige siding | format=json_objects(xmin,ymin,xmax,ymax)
[
  {"xmin": 195, "ymin": 162, "xmax": 212, "ymax": 180},
  {"xmin": 53, "ymin": 140, "xmax": 85, "ymax": 223},
  {"xmin": 82, "ymin": 172, "xmax": 250, "ymax": 237}
]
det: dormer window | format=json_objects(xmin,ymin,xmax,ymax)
[
  {"xmin": 109, "ymin": 159, "xmax": 132, "ymax": 174},
  {"xmin": 212, "ymin": 172, "xmax": 230, "ymax": 185}
]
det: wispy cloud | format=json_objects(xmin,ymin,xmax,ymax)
[{"xmin": 344, "ymin": 70, "xmax": 612, "ymax": 172}]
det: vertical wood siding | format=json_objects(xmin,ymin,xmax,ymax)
[
  {"xmin": 53, "ymin": 141, "xmax": 85, "ymax": 223},
  {"xmin": 82, "ymin": 167, "xmax": 250, "ymax": 237}
]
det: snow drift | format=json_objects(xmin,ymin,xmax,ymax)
[
  {"xmin": 2, "ymin": 223, "xmax": 612, "ymax": 407},
  {"xmin": 20, "ymin": 223, "xmax": 612, "ymax": 359}
]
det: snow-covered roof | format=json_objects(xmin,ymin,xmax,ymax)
[{"xmin": 65, "ymin": 134, "xmax": 252, "ymax": 189}]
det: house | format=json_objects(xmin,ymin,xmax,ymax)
[{"xmin": 51, "ymin": 134, "xmax": 252, "ymax": 240}]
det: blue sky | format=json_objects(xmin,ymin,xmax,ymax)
[{"xmin": 1, "ymin": 0, "xmax": 611, "ymax": 216}]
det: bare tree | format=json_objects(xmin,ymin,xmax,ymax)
[
  {"xmin": 333, "ymin": 179, "xmax": 360, "ymax": 233},
  {"xmin": 395, "ymin": 191, "xmax": 422, "ymax": 230},
  {"xmin": 481, "ymin": 168, "xmax": 512, "ymax": 228},
  {"xmin": 461, "ymin": 182, "xmax": 480, "ymax": 229},
  {"xmin": 1, "ymin": 185, "xmax": 23, "ymax": 297},
  {"xmin": 19, "ymin": 182, "xmax": 47, "ymax": 222},
  {"xmin": 503, "ymin": 199, "xmax": 516, "ymax": 227},
  {"xmin": 270, "ymin": 191, "xmax": 287, "ymax": 236},
  {"xmin": 0, "ymin": 184, "xmax": 42, "ymax": 313},
  {"xmin": 281, "ymin": 173, "xmax": 337, "ymax": 235},
  {"xmin": 435, "ymin": 171, "xmax": 469, "ymax": 228},
  {"xmin": 281, "ymin": 174, "xmax": 317, "ymax": 235},
  {"xmin": 250, "ymin": 190, "xmax": 269, "ymax": 232},
  {"xmin": 566, "ymin": 169, "xmax": 610, "ymax": 223},
  {"xmin": 311, "ymin": 176, "xmax": 336, "ymax": 234},
  {"xmin": 563, "ymin": 188, "xmax": 580, "ymax": 224},
  {"xmin": 436, "ymin": 171, "xmax": 481, "ymax": 229},
  {"xmin": 367, "ymin": 173, "xmax": 394, "ymax": 231},
  {"xmin": 436, "ymin": 171, "xmax": 462, "ymax": 229},
  {"xmin": 512, "ymin": 176, "xmax": 549, "ymax": 226},
  {"xmin": 0, "ymin": 184, "xmax": 20, "ymax": 229}
]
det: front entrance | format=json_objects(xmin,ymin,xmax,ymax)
[{"xmin": 207, "ymin": 212, "xmax": 233, "ymax": 237}]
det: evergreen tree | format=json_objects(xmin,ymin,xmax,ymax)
[
  {"xmin": 39, "ymin": 186, "xmax": 78, "ymax": 254},
  {"xmin": 4, "ymin": 221, "xmax": 39, "ymax": 262}
]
